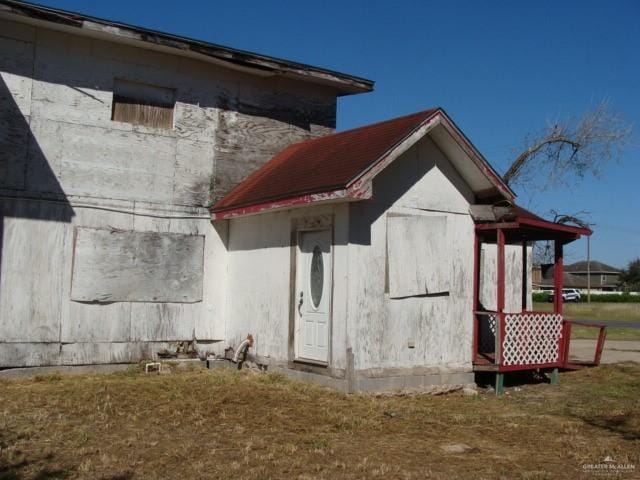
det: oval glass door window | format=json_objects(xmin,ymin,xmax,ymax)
[{"xmin": 310, "ymin": 245, "xmax": 324, "ymax": 308}]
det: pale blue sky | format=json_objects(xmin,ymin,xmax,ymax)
[{"xmin": 30, "ymin": 0, "xmax": 640, "ymax": 268}]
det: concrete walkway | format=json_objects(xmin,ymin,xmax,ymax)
[{"xmin": 570, "ymin": 339, "xmax": 640, "ymax": 364}]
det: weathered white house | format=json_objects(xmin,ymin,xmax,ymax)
[
  {"xmin": 210, "ymin": 109, "xmax": 593, "ymax": 392},
  {"xmin": 1, "ymin": 1, "xmax": 592, "ymax": 391},
  {"xmin": 211, "ymin": 109, "xmax": 531, "ymax": 391}
]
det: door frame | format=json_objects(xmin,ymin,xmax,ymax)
[{"xmin": 288, "ymin": 215, "xmax": 334, "ymax": 367}]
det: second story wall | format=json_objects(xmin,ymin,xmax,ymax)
[{"xmin": 0, "ymin": 16, "xmax": 338, "ymax": 208}]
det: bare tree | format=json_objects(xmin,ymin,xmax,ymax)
[
  {"xmin": 532, "ymin": 241, "xmax": 554, "ymax": 265},
  {"xmin": 549, "ymin": 209, "xmax": 591, "ymax": 229},
  {"xmin": 504, "ymin": 100, "xmax": 632, "ymax": 191},
  {"xmin": 531, "ymin": 210, "xmax": 592, "ymax": 266},
  {"xmin": 505, "ymin": 101, "xmax": 629, "ymax": 269}
]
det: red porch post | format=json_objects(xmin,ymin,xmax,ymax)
[
  {"xmin": 472, "ymin": 231, "xmax": 480, "ymax": 362},
  {"xmin": 521, "ymin": 241, "xmax": 527, "ymax": 312},
  {"xmin": 496, "ymin": 229, "xmax": 506, "ymax": 366},
  {"xmin": 497, "ymin": 229, "xmax": 506, "ymax": 314}
]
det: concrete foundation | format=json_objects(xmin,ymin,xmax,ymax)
[
  {"xmin": 230, "ymin": 361, "xmax": 475, "ymax": 393},
  {"xmin": 271, "ymin": 366, "xmax": 349, "ymax": 392},
  {"xmin": 353, "ymin": 371, "xmax": 475, "ymax": 392}
]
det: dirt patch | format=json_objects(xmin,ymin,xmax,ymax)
[{"xmin": 0, "ymin": 364, "xmax": 638, "ymax": 479}]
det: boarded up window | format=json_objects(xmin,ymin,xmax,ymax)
[
  {"xmin": 111, "ymin": 79, "xmax": 175, "ymax": 129},
  {"xmin": 387, "ymin": 215, "xmax": 449, "ymax": 298},
  {"xmin": 71, "ymin": 228, "xmax": 204, "ymax": 303}
]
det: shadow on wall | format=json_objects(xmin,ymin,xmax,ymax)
[
  {"xmin": 0, "ymin": 76, "xmax": 74, "ymax": 215},
  {"xmin": 0, "ymin": 76, "xmax": 75, "ymax": 307},
  {"xmin": 218, "ymin": 83, "xmax": 335, "ymax": 132}
]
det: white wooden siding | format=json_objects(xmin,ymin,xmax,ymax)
[{"xmin": 347, "ymin": 137, "xmax": 476, "ymax": 372}]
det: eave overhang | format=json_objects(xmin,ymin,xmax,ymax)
[
  {"xmin": 476, "ymin": 216, "xmax": 592, "ymax": 244},
  {"xmin": 0, "ymin": 0, "xmax": 374, "ymax": 95}
]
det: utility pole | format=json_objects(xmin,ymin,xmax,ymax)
[{"xmin": 587, "ymin": 235, "xmax": 591, "ymax": 304}]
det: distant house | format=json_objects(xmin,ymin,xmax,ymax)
[{"xmin": 534, "ymin": 260, "xmax": 622, "ymax": 292}]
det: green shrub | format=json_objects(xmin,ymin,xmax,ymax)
[
  {"xmin": 533, "ymin": 292, "xmax": 551, "ymax": 302},
  {"xmin": 579, "ymin": 293, "xmax": 640, "ymax": 303}
]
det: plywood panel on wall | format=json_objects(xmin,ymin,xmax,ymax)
[
  {"xmin": 60, "ymin": 207, "xmax": 134, "ymax": 343},
  {"xmin": 387, "ymin": 214, "xmax": 450, "ymax": 298},
  {"xmin": 71, "ymin": 228, "xmax": 204, "ymax": 303},
  {"xmin": 0, "ymin": 200, "xmax": 69, "ymax": 342}
]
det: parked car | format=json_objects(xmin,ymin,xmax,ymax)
[{"xmin": 548, "ymin": 288, "xmax": 581, "ymax": 302}]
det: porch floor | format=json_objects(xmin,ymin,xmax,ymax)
[
  {"xmin": 473, "ymin": 353, "xmax": 599, "ymax": 372},
  {"xmin": 472, "ymin": 353, "xmax": 499, "ymax": 371}
]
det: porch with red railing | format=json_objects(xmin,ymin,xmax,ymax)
[{"xmin": 471, "ymin": 206, "xmax": 605, "ymax": 394}]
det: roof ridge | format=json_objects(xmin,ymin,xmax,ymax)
[{"xmin": 565, "ymin": 260, "xmax": 621, "ymax": 271}]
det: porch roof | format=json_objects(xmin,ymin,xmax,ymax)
[{"xmin": 473, "ymin": 205, "xmax": 592, "ymax": 243}]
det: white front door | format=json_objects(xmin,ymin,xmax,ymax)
[{"xmin": 295, "ymin": 229, "xmax": 332, "ymax": 363}]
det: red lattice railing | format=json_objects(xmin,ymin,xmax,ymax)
[
  {"xmin": 502, "ymin": 312, "xmax": 563, "ymax": 367},
  {"xmin": 475, "ymin": 311, "xmax": 568, "ymax": 371}
]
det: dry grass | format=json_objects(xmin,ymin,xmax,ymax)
[
  {"xmin": 571, "ymin": 325, "xmax": 640, "ymax": 341},
  {"xmin": 1, "ymin": 363, "xmax": 639, "ymax": 480},
  {"xmin": 534, "ymin": 302, "xmax": 640, "ymax": 340}
]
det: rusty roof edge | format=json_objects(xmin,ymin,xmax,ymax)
[
  {"xmin": 0, "ymin": 0, "xmax": 374, "ymax": 94},
  {"xmin": 211, "ymin": 184, "xmax": 348, "ymax": 214}
]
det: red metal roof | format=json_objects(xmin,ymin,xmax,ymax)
[{"xmin": 212, "ymin": 108, "xmax": 441, "ymax": 212}]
